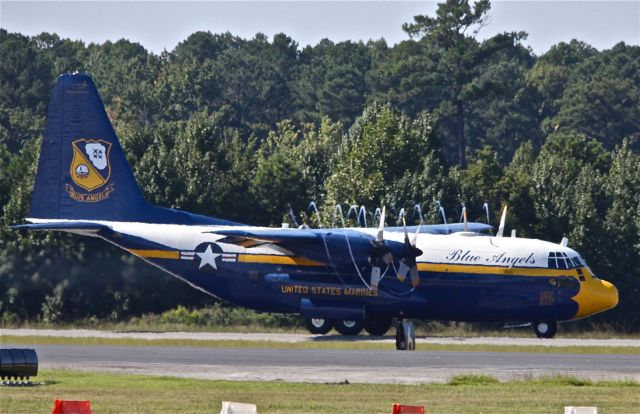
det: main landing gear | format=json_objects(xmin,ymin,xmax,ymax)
[
  {"xmin": 304, "ymin": 318, "xmax": 333, "ymax": 335},
  {"xmin": 334, "ymin": 319, "xmax": 364, "ymax": 335},
  {"xmin": 533, "ymin": 320, "xmax": 558, "ymax": 339},
  {"xmin": 303, "ymin": 317, "xmax": 392, "ymax": 336}
]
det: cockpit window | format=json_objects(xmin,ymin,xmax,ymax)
[
  {"xmin": 559, "ymin": 253, "xmax": 569, "ymax": 269},
  {"xmin": 548, "ymin": 252, "xmax": 582, "ymax": 270}
]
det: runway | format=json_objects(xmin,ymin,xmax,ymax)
[{"xmin": 13, "ymin": 343, "xmax": 640, "ymax": 384}]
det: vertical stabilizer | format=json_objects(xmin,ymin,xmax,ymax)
[{"xmin": 28, "ymin": 73, "xmax": 238, "ymax": 225}]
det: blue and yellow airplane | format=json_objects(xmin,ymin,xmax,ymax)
[{"xmin": 15, "ymin": 74, "xmax": 618, "ymax": 348}]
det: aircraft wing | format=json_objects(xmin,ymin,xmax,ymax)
[
  {"xmin": 211, "ymin": 227, "xmax": 388, "ymax": 264},
  {"xmin": 385, "ymin": 222, "xmax": 493, "ymax": 235}
]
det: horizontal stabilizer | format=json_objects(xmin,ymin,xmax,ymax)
[{"xmin": 12, "ymin": 221, "xmax": 110, "ymax": 234}]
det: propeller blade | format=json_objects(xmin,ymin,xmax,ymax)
[
  {"xmin": 397, "ymin": 261, "xmax": 409, "ymax": 282},
  {"xmin": 371, "ymin": 266, "xmax": 381, "ymax": 290},
  {"xmin": 376, "ymin": 206, "xmax": 386, "ymax": 241},
  {"xmin": 398, "ymin": 214, "xmax": 423, "ymax": 283},
  {"xmin": 497, "ymin": 206, "xmax": 507, "ymax": 237},
  {"xmin": 410, "ymin": 266, "xmax": 420, "ymax": 287},
  {"xmin": 463, "ymin": 207, "xmax": 469, "ymax": 232},
  {"xmin": 402, "ymin": 216, "xmax": 409, "ymax": 239},
  {"xmin": 370, "ymin": 208, "xmax": 392, "ymax": 287},
  {"xmin": 382, "ymin": 252, "xmax": 393, "ymax": 265},
  {"xmin": 412, "ymin": 222, "xmax": 421, "ymax": 246}
]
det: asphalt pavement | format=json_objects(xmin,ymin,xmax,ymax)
[{"xmin": 13, "ymin": 343, "xmax": 640, "ymax": 384}]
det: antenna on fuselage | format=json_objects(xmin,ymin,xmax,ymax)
[{"xmin": 560, "ymin": 237, "xmax": 569, "ymax": 247}]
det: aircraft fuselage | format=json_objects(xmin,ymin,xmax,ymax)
[{"xmin": 34, "ymin": 219, "xmax": 617, "ymax": 324}]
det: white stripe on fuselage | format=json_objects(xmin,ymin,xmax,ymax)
[{"xmin": 26, "ymin": 218, "xmax": 578, "ymax": 268}]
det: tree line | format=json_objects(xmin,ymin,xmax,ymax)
[{"xmin": 1, "ymin": 1, "xmax": 639, "ymax": 330}]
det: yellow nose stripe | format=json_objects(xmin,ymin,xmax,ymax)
[{"xmin": 572, "ymin": 277, "xmax": 619, "ymax": 319}]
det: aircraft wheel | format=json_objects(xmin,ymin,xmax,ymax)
[
  {"xmin": 395, "ymin": 320, "xmax": 416, "ymax": 351},
  {"xmin": 364, "ymin": 317, "xmax": 392, "ymax": 336},
  {"xmin": 334, "ymin": 319, "xmax": 364, "ymax": 336},
  {"xmin": 533, "ymin": 320, "xmax": 557, "ymax": 339},
  {"xmin": 304, "ymin": 318, "xmax": 333, "ymax": 335}
]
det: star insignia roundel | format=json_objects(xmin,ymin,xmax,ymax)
[{"xmin": 194, "ymin": 242, "xmax": 223, "ymax": 271}]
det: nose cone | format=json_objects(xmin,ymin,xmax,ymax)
[
  {"xmin": 598, "ymin": 280, "xmax": 618, "ymax": 311},
  {"xmin": 572, "ymin": 278, "xmax": 619, "ymax": 320}
]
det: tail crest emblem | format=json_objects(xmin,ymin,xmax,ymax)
[{"xmin": 67, "ymin": 138, "xmax": 114, "ymax": 202}]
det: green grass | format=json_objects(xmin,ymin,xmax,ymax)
[
  {"xmin": 5, "ymin": 308, "xmax": 640, "ymax": 339},
  {"xmin": 1, "ymin": 370, "xmax": 638, "ymax": 414},
  {"xmin": 2, "ymin": 334, "xmax": 639, "ymax": 355}
]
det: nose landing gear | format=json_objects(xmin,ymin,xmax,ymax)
[{"xmin": 395, "ymin": 320, "xmax": 416, "ymax": 350}]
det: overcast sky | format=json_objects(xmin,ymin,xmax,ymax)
[{"xmin": 1, "ymin": 1, "xmax": 638, "ymax": 55}]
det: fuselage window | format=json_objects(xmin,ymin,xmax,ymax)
[{"xmin": 548, "ymin": 252, "xmax": 558, "ymax": 269}]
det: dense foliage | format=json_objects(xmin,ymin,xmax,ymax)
[{"xmin": 1, "ymin": 1, "xmax": 639, "ymax": 330}]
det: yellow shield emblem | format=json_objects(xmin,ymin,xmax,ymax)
[{"xmin": 70, "ymin": 139, "xmax": 112, "ymax": 191}]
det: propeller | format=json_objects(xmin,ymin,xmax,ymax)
[
  {"xmin": 496, "ymin": 206, "xmax": 507, "ymax": 237},
  {"xmin": 397, "ymin": 217, "xmax": 424, "ymax": 287},
  {"xmin": 462, "ymin": 206, "xmax": 469, "ymax": 232},
  {"xmin": 369, "ymin": 207, "xmax": 392, "ymax": 290}
]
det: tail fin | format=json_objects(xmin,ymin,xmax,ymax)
[
  {"xmin": 30, "ymin": 73, "xmax": 146, "ymax": 220},
  {"xmin": 28, "ymin": 73, "xmax": 237, "ymax": 225}
]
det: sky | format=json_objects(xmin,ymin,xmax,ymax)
[{"xmin": 1, "ymin": 1, "xmax": 639, "ymax": 55}]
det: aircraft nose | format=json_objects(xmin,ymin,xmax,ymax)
[
  {"xmin": 572, "ymin": 277, "xmax": 619, "ymax": 319},
  {"xmin": 598, "ymin": 279, "xmax": 619, "ymax": 311}
]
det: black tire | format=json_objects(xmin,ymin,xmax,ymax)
[
  {"xmin": 395, "ymin": 321, "xmax": 405, "ymax": 350},
  {"xmin": 364, "ymin": 317, "xmax": 392, "ymax": 336},
  {"xmin": 304, "ymin": 317, "xmax": 333, "ymax": 335},
  {"xmin": 334, "ymin": 319, "xmax": 364, "ymax": 336},
  {"xmin": 533, "ymin": 320, "xmax": 557, "ymax": 338}
]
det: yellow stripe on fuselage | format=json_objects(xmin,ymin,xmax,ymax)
[
  {"xmin": 416, "ymin": 262, "xmax": 579, "ymax": 277},
  {"xmin": 128, "ymin": 249, "xmax": 180, "ymax": 259},
  {"xmin": 237, "ymin": 254, "xmax": 325, "ymax": 267}
]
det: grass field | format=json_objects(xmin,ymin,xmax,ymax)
[
  {"xmin": 1, "ymin": 370, "xmax": 638, "ymax": 414},
  {"xmin": 3, "ymin": 335, "xmax": 639, "ymax": 355}
]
